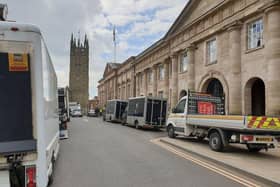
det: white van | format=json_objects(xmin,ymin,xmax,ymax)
[{"xmin": 0, "ymin": 21, "xmax": 60, "ymax": 186}]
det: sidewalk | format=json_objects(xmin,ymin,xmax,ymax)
[{"xmin": 160, "ymin": 137, "xmax": 280, "ymax": 186}]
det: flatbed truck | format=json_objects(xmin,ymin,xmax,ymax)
[{"xmin": 167, "ymin": 91, "xmax": 280, "ymax": 152}]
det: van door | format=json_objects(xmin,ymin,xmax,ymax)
[
  {"xmin": 172, "ymin": 99, "xmax": 186, "ymax": 134},
  {"xmin": 0, "ymin": 53, "xmax": 36, "ymax": 154}
]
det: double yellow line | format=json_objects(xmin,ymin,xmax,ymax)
[{"xmin": 151, "ymin": 139, "xmax": 261, "ymax": 187}]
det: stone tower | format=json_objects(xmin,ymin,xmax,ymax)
[{"xmin": 69, "ymin": 33, "xmax": 89, "ymax": 113}]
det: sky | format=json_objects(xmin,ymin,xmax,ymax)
[{"xmin": 3, "ymin": 0, "xmax": 187, "ymax": 98}]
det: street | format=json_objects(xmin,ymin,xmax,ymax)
[{"xmin": 52, "ymin": 117, "xmax": 247, "ymax": 187}]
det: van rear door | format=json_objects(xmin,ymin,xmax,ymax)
[{"xmin": 0, "ymin": 52, "xmax": 36, "ymax": 155}]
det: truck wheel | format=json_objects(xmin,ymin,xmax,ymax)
[
  {"xmin": 246, "ymin": 144, "xmax": 262, "ymax": 153},
  {"xmin": 135, "ymin": 121, "xmax": 140, "ymax": 129},
  {"xmin": 209, "ymin": 132, "xmax": 224, "ymax": 152},
  {"xmin": 167, "ymin": 126, "xmax": 175, "ymax": 138},
  {"xmin": 48, "ymin": 156, "xmax": 55, "ymax": 186}
]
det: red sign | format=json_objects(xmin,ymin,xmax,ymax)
[{"xmin": 198, "ymin": 102, "xmax": 215, "ymax": 115}]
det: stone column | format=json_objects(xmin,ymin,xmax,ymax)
[
  {"xmin": 164, "ymin": 60, "xmax": 169, "ymax": 98},
  {"xmin": 265, "ymin": 3, "xmax": 280, "ymax": 116},
  {"xmin": 187, "ymin": 45, "xmax": 195, "ymax": 91},
  {"xmin": 143, "ymin": 70, "xmax": 148, "ymax": 96},
  {"xmin": 171, "ymin": 54, "xmax": 179, "ymax": 108},
  {"xmin": 228, "ymin": 23, "xmax": 242, "ymax": 115},
  {"xmin": 152, "ymin": 65, "xmax": 158, "ymax": 96},
  {"xmin": 114, "ymin": 78, "xmax": 118, "ymax": 99}
]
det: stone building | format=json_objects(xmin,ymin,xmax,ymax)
[
  {"xmin": 98, "ymin": 0, "xmax": 280, "ymax": 116},
  {"xmin": 88, "ymin": 96, "xmax": 99, "ymax": 110},
  {"xmin": 69, "ymin": 34, "xmax": 89, "ymax": 112}
]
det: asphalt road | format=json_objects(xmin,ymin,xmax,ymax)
[{"xmin": 51, "ymin": 117, "xmax": 244, "ymax": 187}]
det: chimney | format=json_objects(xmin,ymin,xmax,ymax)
[{"xmin": 0, "ymin": 4, "xmax": 8, "ymax": 21}]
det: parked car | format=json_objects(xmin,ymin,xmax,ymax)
[
  {"xmin": 72, "ymin": 109, "xmax": 83, "ymax": 117},
  {"xmin": 88, "ymin": 109, "xmax": 98, "ymax": 117}
]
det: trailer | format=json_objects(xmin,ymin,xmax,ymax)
[
  {"xmin": 104, "ymin": 100, "xmax": 127, "ymax": 123},
  {"xmin": 0, "ymin": 14, "xmax": 59, "ymax": 187},
  {"xmin": 167, "ymin": 91, "xmax": 280, "ymax": 152},
  {"xmin": 125, "ymin": 96, "xmax": 168, "ymax": 129}
]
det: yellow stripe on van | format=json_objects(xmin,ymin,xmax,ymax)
[{"xmin": 187, "ymin": 115, "xmax": 243, "ymax": 121}]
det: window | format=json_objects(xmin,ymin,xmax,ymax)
[
  {"xmin": 180, "ymin": 52, "xmax": 188, "ymax": 72},
  {"xmin": 206, "ymin": 39, "xmax": 217, "ymax": 65},
  {"xmin": 248, "ymin": 19, "xmax": 263, "ymax": 50},
  {"xmin": 159, "ymin": 65, "xmax": 165, "ymax": 80},
  {"xmin": 174, "ymin": 99, "xmax": 186, "ymax": 113},
  {"xmin": 148, "ymin": 70, "xmax": 153, "ymax": 84},
  {"xmin": 158, "ymin": 91, "xmax": 164, "ymax": 98}
]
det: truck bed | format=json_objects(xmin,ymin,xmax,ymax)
[{"xmin": 187, "ymin": 115, "xmax": 280, "ymax": 134}]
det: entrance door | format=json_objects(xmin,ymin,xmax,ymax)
[
  {"xmin": 251, "ymin": 79, "xmax": 265, "ymax": 116},
  {"xmin": 206, "ymin": 78, "xmax": 224, "ymax": 97}
]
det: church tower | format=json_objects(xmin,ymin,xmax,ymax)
[{"xmin": 69, "ymin": 33, "xmax": 89, "ymax": 113}]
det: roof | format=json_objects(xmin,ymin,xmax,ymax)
[
  {"xmin": 108, "ymin": 63, "xmax": 121, "ymax": 69},
  {"xmin": 164, "ymin": 0, "xmax": 193, "ymax": 38},
  {"xmin": 134, "ymin": 39, "xmax": 164, "ymax": 63},
  {"xmin": 0, "ymin": 21, "xmax": 41, "ymax": 34}
]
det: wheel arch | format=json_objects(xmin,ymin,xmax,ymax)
[{"xmin": 208, "ymin": 128, "xmax": 229, "ymax": 147}]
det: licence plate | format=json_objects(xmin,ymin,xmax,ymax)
[{"xmin": 256, "ymin": 137, "xmax": 273, "ymax": 142}]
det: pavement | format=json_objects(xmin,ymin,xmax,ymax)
[
  {"xmin": 159, "ymin": 136, "xmax": 280, "ymax": 186},
  {"xmin": 51, "ymin": 117, "xmax": 250, "ymax": 187}
]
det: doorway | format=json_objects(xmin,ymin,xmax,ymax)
[{"xmin": 206, "ymin": 78, "xmax": 224, "ymax": 97}]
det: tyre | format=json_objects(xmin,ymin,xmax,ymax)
[
  {"xmin": 48, "ymin": 156, "xmax": 55, "ymax": 186},
  {"xmin": 246, "ymin": 144, "xmax": 262, "ymax": 152},
  {"xmin": 209, "ymin": 132, "xmax": 224, "ymax": 152},
  {"xmin": 135, "ymin": 121, "xmax": 139, "ymax": 129},
  {"xmin": 167, "ymin": 126, "xmax": 175, "ymax": 138}
]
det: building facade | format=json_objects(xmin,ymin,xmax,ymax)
[
  {"xmin": 88, "ymin": 96, "xmax": 99, "ymax": 110},
  {"xmin": 98, "ymin": 0, "xmax": 280, "ymax": 116},
  {"xmin": 69, "ymin": 34, "xmax": 89, "ymax": 112}
]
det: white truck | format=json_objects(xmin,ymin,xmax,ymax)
[
  {"xmin": 167, "ymin": 91, "xmax": 280, "ymax": 152},
  {"xmin": 0, "ymin": 14, "xmax": 60, "ymax": 187}
]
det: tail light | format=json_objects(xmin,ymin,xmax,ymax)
[
  {"xmin": 241, "ymin": 135, "xmax": 254, "ymax": 142},
  {"xmin": 25, "ymin": 165, "xmax": 36, "ymax": 187}
]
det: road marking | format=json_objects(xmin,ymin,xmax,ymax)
[
  {"xmin": 151, "ymin": 139, "xmax": 261, "ymax": 187},
  {"xmin": 83, "ymin": 118, "xmax": 89, "ymax": 122}
]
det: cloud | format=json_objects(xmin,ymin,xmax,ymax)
[{"xmin": 3, "ymin": 0, "xmax": 187, "ymax": 98}]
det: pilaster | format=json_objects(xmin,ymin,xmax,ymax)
[
  {"xmin": 228, "ymin": 22, "xmax": 242, "ymax": 115},
  {"xmin": 265, "ymin": 2, "xmax": 280, "ymax": 115},
  {"xmin": 171, "ymin": 53, "xmax": 179, "ymax": 108},
  {"xmin": 152, "ymin": 65, "xmax": 158, "ymax": 96},
  {"xmin": 186, "ymin": 44, "xmax": 196, "ymax": 91}
]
